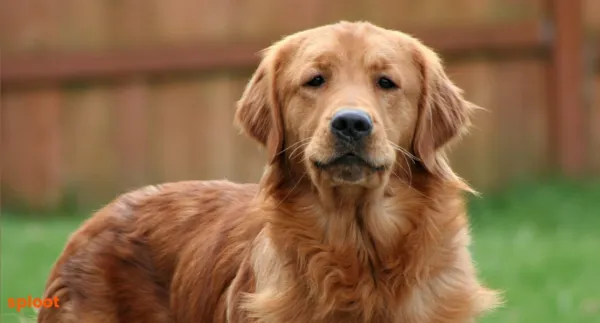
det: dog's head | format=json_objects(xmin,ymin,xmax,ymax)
[{"xmin": 236, "ymin": 21, "xmax": 474, "ymax": 191}]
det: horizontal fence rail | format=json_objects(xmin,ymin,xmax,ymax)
[{"xmin": 2, "ymin": 23, "xmax": 549, "ymax": 87}]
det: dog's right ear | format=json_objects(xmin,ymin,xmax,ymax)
[{"xmin": 235, "ymin": 47, "xmax": 284, "ymax": 165}]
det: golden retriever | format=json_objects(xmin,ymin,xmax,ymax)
[{"xmin": 38, "ymin": 21, "xmax": 499, "ymax": 323}]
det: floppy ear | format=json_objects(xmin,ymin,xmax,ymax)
[
  {"xmin": 235, "ymin": 48, "xmax": 284, "ymax": 165},
  {"xmin": 412, "ymin": 45, "xmax": 475, "ymax": 180}
]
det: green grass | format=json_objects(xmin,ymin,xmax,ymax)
[{"xmin": 2, "ymin": 179, "xmax": 600, "ymax": 322}]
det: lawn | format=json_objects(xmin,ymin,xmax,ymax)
[{"xmin": 1, "ymin": 179, "xmax": 600, "ymax": 322}]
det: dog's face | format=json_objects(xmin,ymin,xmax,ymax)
[{"xmin": 236, "ymin": 22, "xmax": 473, "ymax": 190}]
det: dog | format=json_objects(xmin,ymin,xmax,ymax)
[{"xmin": 38, "ymin": 21, "xmax": 500, "ymax": 323}]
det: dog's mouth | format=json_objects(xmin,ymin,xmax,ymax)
[{"xmin": 313, "ymin": 152, "xmax": 385, "ymax": 172}]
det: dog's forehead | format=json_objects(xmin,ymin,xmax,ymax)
[{"xmin": 292, "ymin": 23, "xmax": 413, "ymax": 67}]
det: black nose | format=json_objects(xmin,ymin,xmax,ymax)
[{"xmin": 330, "ymin": 109, "xmax": 373, "ymax": 141}]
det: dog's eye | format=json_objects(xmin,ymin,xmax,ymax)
[
  {"xmin": 304, "ymin": 75, "xmax": 326, "ymax": 88},
  {"xmin": 377, "ymin": 76, "xmax": 398, "ymax": 90}
]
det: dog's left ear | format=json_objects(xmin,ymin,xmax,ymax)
[
  {"xmin": 412, "ymin": 44, "xmax": 476, "ymax": 180},
  {"xmin": 235, "ymin": 46, "xmax": 285, "ymax": 165}
]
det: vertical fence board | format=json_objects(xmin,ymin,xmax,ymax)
[
  {"xmin": 520, "ymin": 59, "xmax": 551, "ymax": 177},
  {"xmin": 153, "ymin": 0, "xmax": 235, "ymax": 44},
  {"xmin": 59, "ymin": 0, "xmax": 113, "ymax": 51},
  {"xmin": 450, "ymin": 58, "xmax": 550, "ymax": 188},
  {"xmin": 591, "ymin": 76, "xmax": 600, "ymax": 173},
  {"xmin": 271, "ymin": 0, "xmax": 323, "ymax": 35},
  {"xmin": 233, "ymin": 0, "xmax": 279, "ymax": 41},
  {"xmin": 448, "ymin": 60, "xmax": 497, "ymax": 190},
  {"xmin": 584, "ymin": 0, "xmax": 600, "ymax": 31},
  {"xmin": 363, "ymin": 0, "xmax": 418, "ymax": 29},
  {"xmin": 549, "ymin": 0, "xmax": 586, "ymax": 175},
  {"xmin": 150, "ymin": 78, "xmax": 200, "ymax": 182},
  {"xmin": 112, "ymin": 0, "xmax": 159, "ymax": 49},
  {"xmin": 0, "ymin": 89, "xmax": 62, "ymax": 209},
  {"xmin": 190, "ymin": 75, "xmax": 239, "ymax": 180},
  {"xmin": 0, "ymin": 0, "xmax": 62, "ymax": 54},
  {"xmin": 489, "ymin": 59, "xmax": 548, "ymax": 182},
  {"xmin": 114, "ymin": 80, "xmax": 151, "ymax": 191},
  {"xmin": 62, "ymin": 86, "xmax": 118, "ymax": 206},
  {"xmin": 584, "ymin": 0, "xmax": 599, "ymax": 174}
]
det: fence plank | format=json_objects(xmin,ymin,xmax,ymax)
[
  {"xmin": 447, "ymin": 60, "xmax": 497, "ymax": 190},
  {"xmin": 112, "ymin": 0, "xmax": 158, "ymax": 49},
  {"xmin": 0, "ymin": 0, "xmax": 62, "ymax": 54},
  {"xmin": 0, "ymin": 88, "xmax": 62, "ymax": 209},
  {"xmin": 114, "ymin": 80, "xmax": 151, "ymax": 191},
  {"xmin": 150, "ymin": 78, "xmax": 200, "ymax": 182},
  {"xmin": 591, "ymin": 76, "xmax": 600, "ymax": 173},
  {"xmin": 548, "ymin": 0, "xmax": 587, "ymax": 175},
  {"xmin": 489, "ymin": 59, "xmax": 550, "ymax": 182},
  {"xmin": 190, "ymin": 75, "xmax": 239, "ymax": 180},
  {"xmin": 153, "ymin": 0, "xmax": 235, "ymax": 43},
  {"xmin": 520, "ymin": 59, "xmax": 551, "ymax": 177},
  {"xmin": 62, "ymin": 86, "xmax": 118, "ymax": 206},
  {"xmin": 584, "ymin": 0, "xmax": 600, "ymax": 31},
  {"xmin": 59, "ymin": 0, "xmax": 113, "ymax": 51}
]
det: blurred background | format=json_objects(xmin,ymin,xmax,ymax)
[{"xmin": 1, "ymin": 0, "xmax": 599, "ymax": 322}]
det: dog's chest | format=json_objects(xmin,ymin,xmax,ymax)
[
  {"xmin": 308, "ymin": 254, "xmax": 404, "ymax": 317},
  {"xmin": 252, "ymin": 246, "xmax": 405, "ymax": 321}
]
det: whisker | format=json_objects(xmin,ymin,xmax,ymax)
[
  {"xmin": 389, "ymin": 166, "xmax": 432, "ymax": 201},
  {"xmin": 278, "ymin": 137, "xmax": 312, "ymax": 156},
  {"xmin": 396, "ymin": 154, "xmax": 413, "ymax": 186},
  {"xmin": 275, "ymin": 173, "xmax": 306, "ymax": 208},
  {"xmin": 395, "ymin": 160, "xmax": 439, "ymax": 201},
  {"xmin": 378, "ymin": 126, "xmax": 419, "ymax": 162},
  {"xmin": 387, "ymin": 140, "xmax": 419, "ymax": 163},
  {"xmin": 289, "ymin": 141, "xmax": 311, "ymax": 162}
]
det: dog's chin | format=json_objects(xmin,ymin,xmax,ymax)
[{"xmin": 312, "ymin": 153, "xmax": 386, "ymax": 185}]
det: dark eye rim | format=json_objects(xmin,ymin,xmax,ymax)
[
  {"xmin": 304, "ymin": 75, "xmax": 326, "ymax": 88},
  {"xmin": 377, "ymin": 76, "xmax": 398, "ymax": 90}
]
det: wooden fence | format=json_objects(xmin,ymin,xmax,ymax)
[{"xmin": 1, "ymin": 0, "xmax": 599, "ymax": 210}]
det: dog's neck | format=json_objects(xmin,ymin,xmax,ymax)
[
  {"xmin": 254, "ymin": 159, "xmax": 471, "ymax": 314},
  {"xmin": 254, "ymin": 161, "xmax": 457, "ymax": 319},
  {"xmin": 258, "ymin": 160, "xmax": 423, "ymax": 253}
]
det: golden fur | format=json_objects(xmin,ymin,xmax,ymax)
[{"xmin": 38, "ymin": 21, "xmax": 499, "ymax": 323}]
